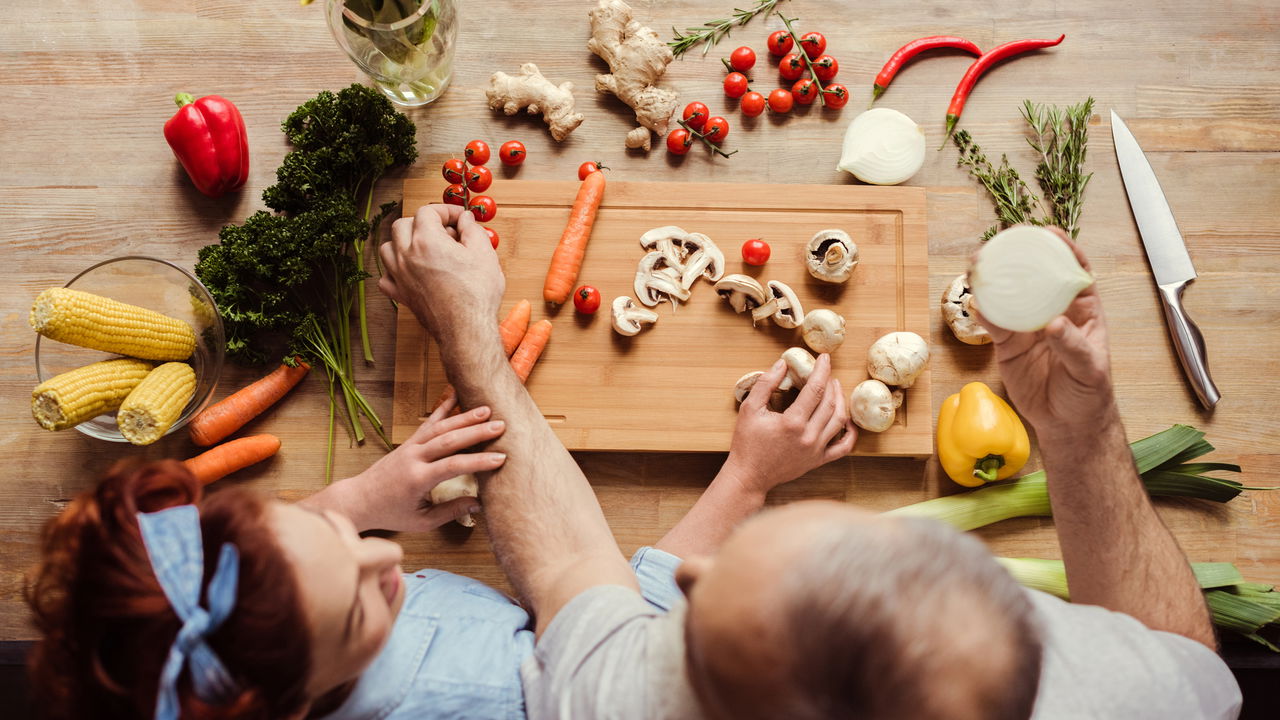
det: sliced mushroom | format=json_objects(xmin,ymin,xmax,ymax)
[
  {"xmin": 867, "ymin": 331, "xmax": 930, "ymax": 388},
  {"xmin": 848, "ymin": 379, "xmax": 903, "ymax": 433},
  {"xmin": 429, "ymin": 474, "xmax": 479, "ymax": 527},
  {"xmin": 751, "ymin": 280, "xmax": 805, "ymax": 328},
  {"xmin": 714, "ymin": 274, "xmax": 768, "ymax": 314},
  {"xmin": 639, "ymin": 226, "xmax": 691, "ymax": 273},
  {"xmin": 611, "ymin": 295, "xmax": 659, "ymax": 336},
  {"xmin": 635, "ymin": 251, "xmax": 693, "ymax": 308},
  {"xmin": 679, "ymin": 233, "xmax": 725, "ymax": 289},
  {"xmin": 941, "ymin": 273, "xmax": 991, "ymax": 345},
  {"xmin": 801, "ymin": 309, "xmax": 846, "ymax": 354},
  {"xmin": 781, "ymin": 347, "xmax": 816, "ymax": 389},
  {"xmin": 806, "ymin": 229, "xmax": 859, "ymax": 283}
]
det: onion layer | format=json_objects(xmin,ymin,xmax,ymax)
[
  {"xmin": 970, "ymin": 226, "xmax": 1095, "ymax": 333},
  {"xmin": 836, "ymin": 108, "xmax": 926, "ymax": 186}
]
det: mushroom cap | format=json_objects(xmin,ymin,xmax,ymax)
[
  {"xmin": 806, "ymin": 229, "xmax": 859, "ymax": 284},
  {"xmin": 781, "ymin": 347, "xmax": 816, "ymax": 389},
  {"xmin": 848, "ymin": 379, "xmax": 901, "ymax": 432},
  {"xmin": 733, "ymin": 371, "xmax": 764, "ymax": 404},
  {"xmin": 635, "ymin": 252, "xmax": 692, "ymax": 307},
  {"xmin": 941, "ymin": 274, "xmax": 992, "ymax": 345},
  {"xmin": 751, "ymin": 280, "xmax": 806, "ymax": 328},
  {"xmin": 801, "ymin": 308, "xmax": 846, "ymax": 353},
  {"xmin": 611, "ymin": 295, "xmax": 659, "ymax": 336},
  {"xmin": 867, "ymin": 331, "xmax": 930, "ymax": 388},
  {"xmin": 714, "ymin": 274, "xmax": 768, "ymax": 313},
  {"xmin": 430, "ymin": 474, "xmax": 480, "ymax": 527},
  {"xmin": 679, "ymin": 233, "xmax": 725, "ymax": 289}
]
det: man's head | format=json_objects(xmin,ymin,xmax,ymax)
[{"xmin": 675, "ymin": 501, "xmax": 1042, "ymax": 720}]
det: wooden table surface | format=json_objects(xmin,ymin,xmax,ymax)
[{"xmin": 1, "ymin": 0, "xmax": 1277, "ymax": 641}]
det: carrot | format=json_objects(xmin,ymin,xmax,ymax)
[
  {"xmin": 188, "ymin": 360, "xmax": 310, "ymax": 446},
  {"xmin": 499, "ymin": 299, "xmax": 532, "ymax": 357},
  {"xmin": 183, "ymin": 434, "xmax": 281, "ymax": 485},
  {"xmin": 543, "ymin": 172, "xmax": 606, "ymax": 304},
  {"xmin": 510, "ymin": 320, "xmax": 553, "ymax": 383}
]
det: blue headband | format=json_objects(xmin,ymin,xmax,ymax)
[{"xmin": 137, "ymin": 505, "xmax": 241, "ymax": 720}]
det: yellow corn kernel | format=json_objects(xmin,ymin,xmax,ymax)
[
  {"xmin": 30, "ymin": 288, "xmax": 197, "ymax": 362},
  {"xmin": 118, "ymin": 362, "xmax": 197, "ymax": 445},
  {"xmin": 31, "ymin": 358, "xmax": 154, "ymax": 431}
]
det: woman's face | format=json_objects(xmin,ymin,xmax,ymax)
[{"xmin": 269, "ymin": 502, "xmax": 406, "ymax": 699}]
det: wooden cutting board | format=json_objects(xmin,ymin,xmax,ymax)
[{"xmin": 393, "ymin": 179, "xmax": 932, "ymax": 457}]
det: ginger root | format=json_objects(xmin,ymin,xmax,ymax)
[
  {"xmin": 485, "ymin": 63, "xmax": 584, "ymax": 142},
  {"xmin": 587, "ymin": 0, "xmax": 678, "ymax": 151}
]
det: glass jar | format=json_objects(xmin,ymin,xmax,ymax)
[{"xmin": 326, "ymin": 0, "xmax": 458, "ymax": 107}]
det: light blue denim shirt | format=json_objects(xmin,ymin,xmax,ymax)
[{"xmin": 319, "ymin": 548, "xmax": 685, "ymax": 720}]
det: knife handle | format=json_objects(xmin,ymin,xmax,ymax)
[{"xmin": 1157, "ymin": 281, "xmax": 1221, "ymax": 409}]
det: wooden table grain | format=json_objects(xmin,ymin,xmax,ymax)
[{"xmin": 1, "ymin": 0, "xmax": 1277, "ymax": 642}]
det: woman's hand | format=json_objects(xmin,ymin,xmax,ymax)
[{"xmin": 302, "ymin": 392, "xmax": 507, "ymax": 532}]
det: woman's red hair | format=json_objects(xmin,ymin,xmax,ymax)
[{"xmin": 25, "ymin": 459, "xmax": 312, "ymax": 719}]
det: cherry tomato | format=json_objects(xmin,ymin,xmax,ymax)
[
  {"xmin": 704, "ymin": 116, "xmax": 730, "ymax": 143},
  {"xmin": 799, "ymin": 31, "xmax": 826, "ymax": 59},
  {"xmin": 767, "ymin": 89, "xmax": 794, "ymax": 114},
  {"xmin": 766, "ymin": 30, "xmax": 793, "ymax": 56},
  {"xmin": 812, "ymin": 54, "xmax": 839, "ymax": 83},
  {"xmin": 499, "ymin": 141, "xmax": 526, "ymax": 166},
  {"xmin": 443, "ymin": 183, "xmax": 469, "ymax": 206},
  {"xmin": 682, "ymin": 101, "xmax": 710, "ymax": 131},
  {"xmin": 823, "ymin": 83, "xmax": 850, "ymax": 109},
  {"xmin": 792, "ymin": 78, "xmax": 819, "ymax": 105},
  {"xmin": 442, "ymin": 158, "xmax": 466, "ymax": 184},
  {"xmin": 742, "ymin": 239, "xmax": 771, "ymax": 266},
  {"xmin": 729, "ymin": 46, "xmax": 756, "ymax": 72},
  {"xmin": 468, "ymin": 195, "xmax": 497, "ymax": 222},
  {"xmin": 723, "ymin": 72, "xmax": 749, "ymax": 99},
  {"xmin": 740, "ymin": 91, "xmax": 766, "ymax": 118},
  {"xmin": 577, "ymin": 161, "xmax": 607, "ymax": 181},
  {"xmin": 483, "ymin": 226, "xmax": 499, "ymax": 249},
  {"xmin": 779, "ymin": 53, "xmax": 805, "ymax": 81},
  {"xmin": 666, "ymin": 128, "xmax": 693, "ymax": 155},
  {"xmin": 573, "ymin": 285, "xmax": 602, "ymax": 315},
  {"xmin": 464, "ymin": 139, "xmax": 491, "ymax": 165},
  {"xmin": 465, "ymin": 165, "xmax": 493, "ymax": 192}
]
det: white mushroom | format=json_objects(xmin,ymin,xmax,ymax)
[
  {"xmin": 941, "ymin": 273, "xmax": 991, "ymax": 345},
  {"xmin": 848, "ymin": 380, "xmax": 903, "ymax": 432},
  {"xmin": 733, "ymin": 370, "xmax": 792, "ymax": 410},
  {"xmin": 639, "ymin": 226, "xmax": 690, "ymax": 273},
  {"xmin": 806, "ymin": 229, "xmax": 859, "ymax": 283},
  {"xmin": 781, "ymin": 347, "xmax": 816, "ymax": 390},
  {"xmin": 714, "ymin": 274, "xmax": 768, "ymax": 314},
  {"xmin": 634, "ymin": 251, "xmax": 692, "ymax": 308},
  {"xmin": 429, "ymin": 474, "xmax": 479, "ymax": 527},
  {"xmin": 867, "ymin": 331, "xmax": 930, "ymax": 388},
  {"xmin": 678, "ymin": 233, "xmax": 725, "ymax": 289},
  {"xmin": 611, "ymin": 295, "xmax": 659, "ymax": 336},
  {"xmin": 801, "ymin": 309, "xmax": 846, "ymax": 353},
  {"xmin": 751, "ymin": 280, "xmax": 805, "ymax": 328}
]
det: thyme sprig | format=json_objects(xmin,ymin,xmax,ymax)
[
  {"xmin": 669, "ymin": 0, "xmax": 787, "ymax": 58},
  {"xmin": 953, "ymin": 130, "xmax": 1041, "ymax": 242}
]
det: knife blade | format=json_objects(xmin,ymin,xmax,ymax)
[{"xmin": 1110, "ymin": 110, "xmax": 1220, "ymax": 409}]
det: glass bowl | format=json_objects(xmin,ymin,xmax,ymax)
[{"xmin": 34, "ymin": 256, "xmax": 225, "ymax": 442}]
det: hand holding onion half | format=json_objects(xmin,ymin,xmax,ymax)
[
  {"xmin": 836, "ymin": 108, "xmax": 926, "ymax": 185},
  {"xmin": 969, "ymin": 226, "xmax": 1095, "ymax": 333}
]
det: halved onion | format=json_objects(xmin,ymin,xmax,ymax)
[
  {"xmin": 969, "ymin": 226, "xmax": 1095, "ymax": 333},
  {"xmin": 836, "ymin": 108, "xmax": 926, "ymax": 186}
]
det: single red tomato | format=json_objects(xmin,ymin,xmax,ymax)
[
  {"xmin": 682, "ymin": 101, "xmax": 710, "ymax": 131},
  {"xmin": 483, "ymin": 226, "xmax": 499, "ymax": 249},
  {"xmin": 741, "ymin": 239, "xmax": 771, "ymax": 266},
  {"xmin": 499, "ymin": 141, "xmax": 526, "ymax": 166},
  {"xmin": 730, "ymin": 46, "xmax": 756, "ymax": 72},
  {"xmin": 465, "ymin": 165, "xmax": 493, "ymax": 192},
  {"xmin": 792, "ymin": 78, "xmax": 818, "ymax": 105},
  {"xmin": 468, "ymin": 195, "xmax": 497, "ymax": 222},
  {"xmin": 704, "ymin": 116, "xmax": 730, "ymax": 143},
  {"xmin": 666, "ymin": 128, "xmax": 693, "ymax": 155},
  {"xmin": 740, "ymin": 91, "xmax": 766, "ymax": 117},
  {"xmin": 442, "ymin": 158, "xmax": 466, "ymax": 184},
  {"xmin": 723, "ymin": 72, "xmax": 749, "ymax": 99},
  {"xmin": 464, "ymin": 139, "xmax": 491, "ymax": 165},
  {"xmin": 766, "ymin": 30, "xmax": 793, "ymax": 56},
  {"xmin": 779, "ymin": 53, "xmax": 805, "ymax": 81},
  {"xmin": 799, "ymin": 31, "xmax": 826, "ymax": 59},
  {"xmin": 812, "ymin": 54, "xmax": 839, "ymax": 83},
  {"xmin": 443, "ymin": 183, "xmax": 469, "ymax": 206},
  {"xmin": 823, "ymin": 83, "xmax": 850, "ymax": 109},
  {"xmin": 577, "ymin": 161, "xmax": 607, "ymax": 181},
  {"xmin": 767, "ymin": 89, "xmax": 794, "ymax": 113},
  {"xmin": 573, "ymin": 285, "xmax": 602, "ymax": 314}
]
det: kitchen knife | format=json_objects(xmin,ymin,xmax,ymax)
[{"xmin": 1110, "ymin": 110, "xmax": 1220, "ymax": 409}]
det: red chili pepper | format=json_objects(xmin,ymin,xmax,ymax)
[
  {"xmin": 943, "ymin": 35, "xmax": 1066, "ymax": 145},
  {"xmin": 872, "ymin": 36, "xmax": 983, "ymax": 103},
  {"xmin": 163, "ymin": 92, "xmax": 249, "ymax": 198}
]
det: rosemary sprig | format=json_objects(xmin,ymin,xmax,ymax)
[
  {"xmin": 669, "ymin": 0, "xmax": 788, "ymax": 58},
  {"xmin": 1022, "ymin": 97, "xmax": 1094, "ymax": 238},
  {"xmin": 953, "ymin": 129, "xmax": 1042, "ymax": 242}
]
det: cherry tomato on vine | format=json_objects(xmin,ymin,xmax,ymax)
[
  {"xmin": 742, "ymin": 239, "xmax": 771, "ymax": 266},
  {"xmin": 723, "ymin": 72, "xmax": 749, "ymax": 99},
  {"xmin": 740, "ymin": 91, "xmax": 766, "ymax": 117},
  {"xmin": 792, "ymin": 78, "xmax": 819, "ymax": 105},
  {"xmin": 682, "ymin": 101, "xmax": 710, "ymax": 131},
  {"xmin": 704, "ymin": 116, "xmax": 730, "ymax": 143},
  {"xmin": 468, "ymin": 195, "xmax": 497, "ymax": 222},
  {"xmin": 812, "ymin": 54, "xmax": 839, "ymax": 83},
  {"xmin": 729, "ymin": 46, "xmax": 756, "ymax": 72},
  {"xmin": 573, "ymin": 285, "xmax": 602, "ymax": 315},
  {"xmin": 779, "ymin": 53, "xmax": 805, "ymax": 81},
  {"xmin": 499, "ymin": 141, "xmax": 526, "ymax": 166},
  {"xmin": 483, "ymin": 226, "xmax": 499, "ymax": 249},
  {"xmin": 466, "ymin": 165, "xmax": 493, "ymax": 192},
  {"xmin": 443, "ymin": 183, "xmax": 469, "ymax": 206},
  {"xmin": 767, "ymin": 89, "xmax": 794, "ymax": 113},
  {"xmin": 464, "ymin": 139, "xmax": 491, "ymax": 165},
  {"xmin": 666, "ymin": 128, "xmax": 693, "ymax": 155},
  {"xmin": 799, "ymin": 31, "xmax": 826, "ymax": 59},
  {"xmin": 766, "ymin": 30, "xmax": 793, "ymax": 56},
  {"xmin": 577, "ymin": 161, "xmax": 607, "ymax": 181},
  {"xmin": 442, "ymin": 158, "xmax": 466, "ymax": 184},
  {"xmin": 823, "ymin": 83, "xmax": 850, "ymax": 109}
]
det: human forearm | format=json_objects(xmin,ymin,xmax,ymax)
[{"xmin": 654, "ymin": 463, "xmax": 767, "ymax": 558}]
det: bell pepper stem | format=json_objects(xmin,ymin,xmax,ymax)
[
  {"xmin": 973, "ymin": 454, "xmax": 1005, "ymax": 483},
  {"xmin": 174, "ymin": 92, "xmax": 196, "ymax": 108}
]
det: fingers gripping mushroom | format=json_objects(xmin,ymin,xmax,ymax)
[
  {"xmin": 734, "ymin": 370, "xmax": 791, "ymax": 410},
  {"xmin": 430, "ymin": 474, "xmax": 480, "ymax": 527},
  {"xmin": 639, "ymin": 226, "xmax": 691, "ymax": 274},
  {"xmin": 714, "ymin": 274, "xmax": 767, "ymax": 314},
  {"xmin": 867, "ymin": 331, "xmax": 930, "ymax": 388},
  {"xmin": 751, "ymin": 280, "xmax": 805, "ymax": 328},
  {"xmin": 678, "ymin": 233, "xmax": 725, "ymax": 289},
  {"xmin": 781, "ymin": 347, "xmax": 815, "ymax": 390},
  {"xmin": 612, "ymin": 295, "xmax": 659, "ymax": 335},
  {"xmin": 801, "ymin": 309, "xmax": 846, "ymax": 353},
  {"xmin": 634, "ymin": 251, "xmax": 692, "ymax": 308},
  {"xmin": 941, "ymin": 274, "xmax": 991, "ymax": 345},
  {"xmin": 848, "ymin": 379, "xmax": 903, "ymax": 432},
  {"xmin": 806, "ymin": 229, "xmax": 859, "ymax": 283}
]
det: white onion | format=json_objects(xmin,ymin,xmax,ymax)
[
  {"xmin": 836, "ymin": 108, "xmax": 926, "ymax": 185},
  {"xmin": 969, "ymin": 226, "xmax": 1095, "ymax": 333}
]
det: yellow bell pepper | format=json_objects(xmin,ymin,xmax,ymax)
[{"xmin": 937, "ymin": 382, "xmax": 1030, "ymax": 487}]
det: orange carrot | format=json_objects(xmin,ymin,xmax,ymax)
[
  {"xmin": 510, "ymin": 320, "xmax": 553, "ymax": 383},
  {"xmin": 543, "ymin": 172, "xmax": 606, "ymax": 304},
  {"xmin": 183, "ymin": 434, "xmax": 281, "ymax": 485},
  {"xmin": 188, "ymin": 360, "xmax": 310, "ymax": 446},
  {"xmin": 499, "ymin": 299, "xmax": 532, "ymax": 357}
]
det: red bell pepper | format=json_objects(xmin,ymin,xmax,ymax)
[{"xmin": 163, "ymin": 92, "xmax": 249, "ymax": 198}]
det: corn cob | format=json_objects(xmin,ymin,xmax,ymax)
[
  {"xmin": 31, "ymin": 358, "xmax": 154, "ymax": 430},
  {"xmin": 30, "ymin": 288, "xmax": 197, "ymax": 361},
  {"xmin": 118, "ymin": 362, "xmax": 197, "ymax": 445}
]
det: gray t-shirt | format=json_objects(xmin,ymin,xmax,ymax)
[{"xmin": 520, "ymin": 547, "xmax": 1242, "ymax": 720}]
